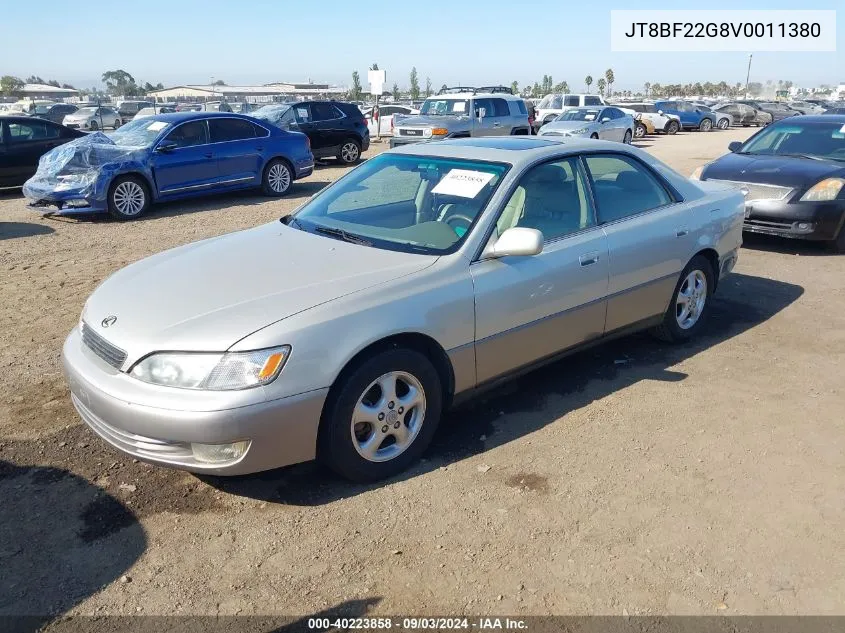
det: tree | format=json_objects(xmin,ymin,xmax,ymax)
[
  {"xmin": 440, "ymin": 83, "xmax": 448, "ymax": 94},
  {"xmin": 392, "ymin": 82, "xmax": 400, "ymax": 100},
  {"xmin": 61, "ymin": 83, "xmax": 76, "ymax": 90},
  {"xmin": 102, "ymin": 69, "xmax": 137, "ymax": 95},
  {"xmin": 643, "ymin": 82, "xmax": 651, "ymax": 97},
  {"xmin": 0, "ymin": 75, "xmax": 25, "ymax": 97},
  {"xmin": 409, "ymin": 67, "xmax": 420, "ymax": 101},
  {"xmin": 350, "ymin": 71, "xmax": 362, "ymax": 102},
  {"xmin": 511, "ymin": 80, "xmax": 519, "ymax": 95},
  {"xmin": 370, "ymin": 63, "xmax": 379, "ymax": 71},
  {"xmin": 25, "ymin": 75, "xmax": 45, "ymax": 84},
  {"xmin": 651, "ymin": 82, "xmax": 662, "ymax": 97},
  {"xmin": 46, "ymin": 79, "xmax": 61, "ymax": 88},
  {"xmin": 597, "ymin": 78, "xmax": 606, "ymax": 97},
  {"xmin": 212, "ymin": 79, "xmax": 226, "ymax": 86},
  {"xmin": 425, "ymin": 76, "xmax": 432, "ymax": 97},
  {"xmin": 605, "ymin": 68, "xmax": 615, "ymax": 97},
  {"xmin": 553, "ymin": 81, "xmax": 569, "ymax": 94},
  {"xmin": 585, "ymin": 75, "xmax": 593, "ymax": 93}
]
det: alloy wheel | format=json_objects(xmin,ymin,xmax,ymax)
[
  {"xmin": 675, "ymin": 270, "xmax": 708, "ymax": 330},
  {"xmin": 700, "ymin": 119, "xmax": 712, "ymax": 132},
  {"xmin": 268, "ymin": 163, "xmax": 291, "ymax": 193},
  {"xmin": 340, "ymin": 142, "xmax": 360, "ymax": 163},
  {"xmin": 112, "ymin": 181, "xmax": 146, "ymax": 216},
  {"xmin": 350, "ymin": 371, "xmax": 426, "ymax": 463},
  {"xmin": 718, "ymin": 118, "xmax": 729, "ymax": 129}
]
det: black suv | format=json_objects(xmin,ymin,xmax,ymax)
[{"xmin": 252, "ymin": 101, "xmax": 369, "ymax": 164}]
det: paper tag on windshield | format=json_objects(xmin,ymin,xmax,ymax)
[
  {"xmin": 453, "ymin": 101, "xmax": 466, "ymax": 113},
  {"xmin": 432, "ymin": 169, "xmax": 495, "ymax": 198},
  {"xmin": 584, "ymin": 114, "xmax": 596, "ymax": 120},
  {"xmin": 147, "ymin": 121, "xmax": 167, "ymax": 131},
  {"xmin": 840, "ymin": 124, "xmax": 845, "ymax": 134},
  {"xmin": 296, "ymin": 108, "xmax": 308, "ymax": 119}
]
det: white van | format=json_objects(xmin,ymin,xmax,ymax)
[{"xmin": 533, "ymin": 93, "xmax": 607, "ymax": 131}]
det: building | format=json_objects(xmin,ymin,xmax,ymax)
[
  {"xmin": 19, "ymin": 83, "xmax": 79, "ymax": 100},
  {"xmin": 146, "ymin": 82, "xmax": 346, "ymax": 103}
]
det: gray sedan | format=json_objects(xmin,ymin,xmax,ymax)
[
  {"xmin": 538, "ymin": 106, "xmax": 635, "ymax": 143},
  {"xmin": 63, "ymin": 137, "xmax": 744, "ymax": 481}
]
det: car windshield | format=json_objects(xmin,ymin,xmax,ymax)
[
  {"xmin": 419, "ymin": 99, "xmax": 470, "ymax": 116},
  {"xmin": 77, "ymin": 107, "xmax": 97, "ymax": 115},
  {"xmin": 34, "ymin": 104, "xmax": 53, "ymax": 114},
  {"xmin": 287, "ymin": 153, "xmax": 509, "ymax": 254},
  {"xmin": 538, "ymin": 94, "xmax": 563, "ymax": 109},
  {"xmin": 739, "ymin": 120, "xmax": 845, "ymax": 161},
  {"xmin": 108, "ymin": 118, "xmax": 170, "ymax": 147},
  {"xmin": 558, "ymin": 109, "xmax": 601, "ymax": 122}
]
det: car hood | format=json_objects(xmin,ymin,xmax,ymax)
[
  {"xmin": 702, "ymin": 152, "xmax": 845, "ymax": 188},
  {"xmin": 64, "ymin": 112, "xmax": 94, "ymax": 120},
  {"xmin": 540, "ymin": 120, "xmax": 596, "ymax": 133},
  {"xmin": 81, "ymin": 222, "xmax": 438, "ymax": 360},
  {"xmin": 394, "ymin": 114, "xmax": 467, "ymax": 129}
]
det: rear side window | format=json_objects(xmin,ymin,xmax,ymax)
[
  {"xmin": 252, "ymin": 122, "xmax": 270, "ymax": 138},
  {"xmin": 584, "ymin": 154, "xmax": 674, "ymax": 223},
  {"xmin": 209, "ymin": 118, "xmax": 256, "ymax": 142},
  {"xmin": 491, "ymin": 99, "xmax": 510, "ymax": 117},
  {"xmin": 7, "ymin": 121, "xmax": 58, "ymax": 142},
  {"xmin": 311, "ymin": 103, "xmax": 342, "ymax": 121},
  {"xmin": 563, "ymin": 95, "xmax": 579, "ymax": 107},
  {"xmin": 584, "ymin": 96, "xmax": 603, "ymax": 106},
  {"xmin": 515, "ymin": 100, "xmax": 527, "ymax": 115}
]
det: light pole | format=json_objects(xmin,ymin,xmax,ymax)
[{"xmin": 744, "ymin": 54, "xmax": 753, "ymax": 99}]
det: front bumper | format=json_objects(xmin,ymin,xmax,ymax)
[
  {"xmin": 62, "ymin": 328, "xmax": 328, "ymax": 475},
  {"xmin": 390, "ymin": 135, "xmax": 432, "ymax": 148},
  {"xmin": 25, "ymin": 186, "xmax": 106, "ymax": 215},
  {"xmin": 742, "ymin": 199, "xmax": 845, "ymax": 241}
]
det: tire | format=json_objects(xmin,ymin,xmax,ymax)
[
  {"xmin": 699, "ymin": 118, "xmax": 713, "ymax": 132},
  {"xmin": 829, "ymin": 226, "xmax": 845, "ymax": 253},
  {"xmin": 590, "ymin": 133, "xmax": 599, "ymax": 139},
  {"xmin": 717, "ymin": 118, "xmax": 730, "ymax": 130},
  {"xmin": 113, "ymin": 119, "xmax": 121, "ymax": 129},
  {"xmin": 318, "ymin": 348, "xmax": 443, "ymax": 482},
  {"xmin": 634, "ymin": 122, "xmax": 647, "ymax": 139},
  {"xmin": 623, "ymin": 129, "xmax": 633, "ymax": 144},
  {"xmin": 261, "ymin": 158, "xmax": 293, "ymax": 196},
  {"xmin": 665, "ymin": 120, "xmax": 679, "ymax": 135},
  {"xmin": 107, "ymin": 175, "xmax": 150, "ymax": 221},
  {"xmin": 650, "ymin": 255, "xmax": 715, "ymax": 343},
  {"xmin": 89, "ymin": 120, "xmax": 98, "ymax": 131},
  {"xmin": 337, "ymin": 139, "xmax": 361, "ymax": 165}
]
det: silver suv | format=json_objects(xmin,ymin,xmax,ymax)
[{"xmin": 390, "ymin": 87, "xmax": 531, "ymax": 147}]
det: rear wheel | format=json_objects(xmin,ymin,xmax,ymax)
[
  {"xmin": 261, "ymin": 158, "xmax": 292, "ymax": 196},
  {"xmin": 590, "ymin": 133, "xmax": 599, "ymax": 139},
  {"xmin": 89, "ymin": 120, "xmax": 98, "ymax": 131},
  {"xmin": 318, "ymin": 348, "xmax": 443, "ymax": 482},
  {"xmin": 337, "ymin": 139, "xmax": 361, "ymax": 165},
  {"xmin": 717, "ymin": 118, "xmax": 730, "ymax": 129},
  {"xmin": 113, "ymin": 118, "xmax": 122, "ymax": 129},
  {"xmin": 651, "ymin": 255, "xmax": 714, "ymax": 343},
  {"xmin": 699, "ymin": 118, "xmax": 713, "ymax": 132},
  {"xmin": 107, "ymin": 176, "xmax": 150, "ymax": 220},
  {"xmin": 623, "ymin": 129, "xmax": 633, "ymax": 144},
  {"xmin": 665, "ymin": 120, "xmax": 679, "ymax": 135},
  {"xmin": 634, "ymin": 122, "xmax": 647, "ymax": 139}
]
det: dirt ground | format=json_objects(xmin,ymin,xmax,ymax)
[{"xmin": 1, "ymin": 128, "xmax": 844, "ymax": 620}]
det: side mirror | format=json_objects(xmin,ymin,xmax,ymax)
[
  {"xmin": 155, "ymin": 141, "xmax": 177, "ymax": 153},
  {"xmin": 657, "ymin": 109, "xmax": 664, "ymax": 115},
  {"xmin": 728, "ymin": 141, "xmax": 743, "ymax": 153},
  {"xmin": 485, "ymin": 228, "xmax": 544, "ymax": 259},
  {"xmin": 601, "ymin": 117, "xmax": 611, "ymax": 123},
  {"xmin": 477, "ymin": 107, "xmax": 486, "ymax": 119}
]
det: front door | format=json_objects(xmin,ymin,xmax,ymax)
[
  {"xmin": 471, "ymin": 156, "xmax": 610, "ymax": 384},
  {"xmin": 0, "ymin": 120, "xmax": 66, "ymax": 186},
  {"xmin": 582, "ymin": 153, "xmax": 693, "ymax": 333},
  {"xmin": 151, "ymin": 119, "xmax": 218, "ymax": 195}
]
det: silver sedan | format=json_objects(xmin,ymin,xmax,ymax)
[
  {"xmin": 538, "ymin": 106, "xmax": 635, "ymax": 143},
  {"xmin": 63, "ymin": 137, "xmax": 744, "ymax": 481}
]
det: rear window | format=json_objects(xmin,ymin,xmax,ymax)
[
  {"xmin": 515, "ymin": 100, "xmax": 527, "ymax": 115},
  {"xmin": 209, "ymin": 118, "xmax": 256, "ymax": 142}
]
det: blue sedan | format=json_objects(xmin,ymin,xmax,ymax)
[{"xmin": 23, "ymin": 112, "xmax": 314, "ymax": 220}]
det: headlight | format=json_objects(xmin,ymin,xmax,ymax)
[
  {"xmin": 423, "ymin": 128, "xmax": 433, "ymax": 138},
  {"xmin": 129, "ymin": 346, "xmax": 291, "ymax": 390},
  {"xmin": 573, "ymin": 128, "xmax": 589, "ymax": 135},
  {"xmin": 800, "ymin": 178, "xmax": 845, "ymax": 202},
  {"xmin": 690, "ymin": 165, "xmax": 708, "ymax": 180}
]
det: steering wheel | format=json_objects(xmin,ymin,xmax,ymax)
[{"xmin": 444, "ymin": 213, "xmax": 475, "ymax": 235}]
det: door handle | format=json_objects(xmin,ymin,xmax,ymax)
[
  {"xmin": 579, "ymin": 252, "xmax": 600, "ymax": 266},
  {"xmin": 204, "ymin": 153, "xmax": 213, "ymax": 159},
  {"xmin": 675, "ymin": 228, "xmax": 689, "ymax": 237},
  {"xmin": 255, "ymin": 146, "xmax": 264, "ymax": 151}
]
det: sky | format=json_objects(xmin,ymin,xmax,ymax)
[{"xmin": 1, "ymin": 0, "xmax": 842, "ymax": 92}]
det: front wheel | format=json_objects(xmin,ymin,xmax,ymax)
[
  {"xmin": 634, "ymin": 122, "xmax": 646, "ymax": 139},
  {"xmin": 623, "ymin": 129, "xmax": 633, "ymax": 144},
  {"xmin": 590, "ymin": 133, "xmax": 599, "ymax": 139},
  {"xmin": 337, "ymin": 139, "xmax": 361, "ymax": 165},
  {"xmin": 318, "ymin": 348, "xmax": 443, "ymax": 482},
  {"xmin": 89, "ymin": 120, "xmax": 98, "ymax": 131},
  {"xmin": 113, "ymin": 118, "xmax": 122, "ymax": 129},
  {"xmin": 261, "ymin": 158, "xmax": 292, "ymax": 196},
  {"xmin": 107, "ymin": 175, "xmax": 150, "ymax": 220},
  {"xmin": 829, "ymin": 227, "xmax": 845, "ymax": 253},
  {"xmin": 651, "ymin": 255, "xmax": 714, "ymax": 343},
  {"xmin": 717, "ymin": 118, "xmax": 730, "ymax": 129},
  {"xmin": 699, "ymin": 118, "xmax": 713, "ymax": 132},
  {"xmin": 665, "ymin": 120, "xmax": 679, "ymax": 135}
]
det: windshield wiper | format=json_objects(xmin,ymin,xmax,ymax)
[
  {"xmin": 313, "ymin": 226, "xmax": 372, "ymax": 246},
  {"xmin": 280, "ymin": 215, "xmax": 303, "ymax": 229},
  {"xmin": 780, "ymin": 153, "xmax": 827, "ymax": 161}
]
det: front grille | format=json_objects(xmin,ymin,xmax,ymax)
[
  {"xmin": 65, "ymin": 123, "xmax": 79, "ymax": 129},
  {"xmin": 707, "ymin": 179, "xmax": 793, "ymax": 203},
  {"xmin": 744, "ymin": 219, "xmax": 793, "ymax": 230},
  {"xmin": 80, "ymin": 321, "xmax": 127, "ymax": 369},
  {"xmin": 400, "ymin": 129, "xmax": 424, "ymax": 136}
]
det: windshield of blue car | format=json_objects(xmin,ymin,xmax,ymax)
[
  {"xmin": 739, "ymin": 120, "xmax": 845, "ymax": 161},
  {"xmin": 108, "ymin": 118, "xmax": 170, "ymax": 147},
  {"xmin": 419, "ymin": 99, "xmax": 470, "ymax": 116},
  {"xmin": 558, "ymin": 109, "xmax": 601, "ymax": 122},
  {"xmin": 288, "ymin": 153, "xmax": 509, "ymax": 254}
]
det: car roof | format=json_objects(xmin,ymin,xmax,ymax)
[
  {"xmin": 141, "ymin": 111, "xmax": 256, "ymax": 123},
  {"xmin": 389, "ymin": 136, "xmax": 623, "ymax": 165}
]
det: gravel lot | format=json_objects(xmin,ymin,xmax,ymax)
[{"xmin": 1, "ymin": 129, "xmax": 844, "ymax": 620}]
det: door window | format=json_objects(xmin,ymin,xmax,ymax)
[
  {"xmin": 209, "ymin": 118, "xmax": 256, "ymax": 143},
  {"xmin": 584, "ymin": 96, "xmax": 603, "ymax": 106},
  {"xmin": 496, "ymin": 157, "xmax": 594, "ymax": 241},
  {"xmin": 584, "ymin": 154, "xmax": 674, "ymax": 223},
  {"xmin": 164, "ymin": 120, "xmax": 209, "ymax": 148},
  {"xmin": 7, "ymin": 121, "xmax": 57, "ymax": 143},
  {"xmin": 474, "ymin": 98, "xmax": 493, "ymax": 117},
  {"xmin": 491, "ymin": 99, "xmax": 510, "ymax": 117},
  {"xmin": 311, "ymin": 103, "xmax": 342, "ymax": 121},
  {"xmin": 563, "ymin": 95, "xmax": 579, "ymax": 107}
]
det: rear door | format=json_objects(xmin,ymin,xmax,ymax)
[
  {"xmin": 208, "ymin": 117, "xmax": 265, "ymax": 186},
  {"xmin": 152, "ymin": 119, "xmax": 219, "ymax": 195},
  {"xmin": 311, "ymin": 102, "xmax": 347, "ymax": 152},
  {"xmin": 1, "ymin": 119, "xmax": 68, "ymax": 185},
  {"xmin": 583, "ymin": 152, "xmax": 693, "ymax": 332}
]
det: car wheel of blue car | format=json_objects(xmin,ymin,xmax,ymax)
[
  {"xmin": 108, "ymin": 176, "xmax": 150, "ymax": 221},
  {"xmin": 699, "ymin": 118, "xmax": 713, "ymax": 132},
  {"xmin": 262, "ymin": 159, "xmax": 292, "ymax": 196},
  {"xmin": 665, "ymin": 120, "xmax": 679, "ymax": 135}
]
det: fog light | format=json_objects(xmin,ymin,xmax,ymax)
[
  {"xmin": 796, "ymin": 222, "xmax": 814, "ymax": 231},
  {"xmin": 65, "ymin": 199, "xmax": 90, "ymax": 208},
  {"xmin": 191, "ymin": 440, "xmax": 250, "ymax": 464}
]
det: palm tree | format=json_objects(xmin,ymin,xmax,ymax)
[
  {"xmin": 585, "ymin": 75, "xmax": 593, "ymax": 93},
  {"xmin": 643, "ymin": 82, "xmax": 651, "ymax": 97},
  {"xmin": 597, "ymin": 78, "xmax": 606, "ymax": 97},
  {"xmin": 604, "ymin": 68, "xmax": 615, "ymax": 98}
]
